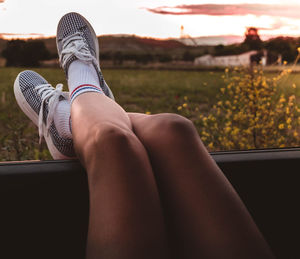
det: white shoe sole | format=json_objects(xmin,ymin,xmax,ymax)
[{"xmin": 14, "ymin": 73, "xmax": 72, "ymax": 160}]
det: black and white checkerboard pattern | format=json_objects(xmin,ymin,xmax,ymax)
[
  {"xmin": 56, "ymin": 12, "xmax": 113, "ymax": 98},
  {"xmin": 19, "ymin": 71, "xmax": 75, "ymax": 158}
]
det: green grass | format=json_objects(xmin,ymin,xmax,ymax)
[
  {"xmin": 105, "ymin": 69, "xmax": 224, "ymax": 113},
  {"xmin": 1, "ymin": 67, "xmax": 300, "ymax": 161},
  {"xmin": 0, "ymin": 67, "xmax": 225, "ymax": 161}
]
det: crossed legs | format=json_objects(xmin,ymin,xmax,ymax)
[{"xmin": 70, "ymin": 92, "xmax": 274, "ymax": 258}]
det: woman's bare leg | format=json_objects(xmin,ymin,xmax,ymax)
[
  {"xmin": 71, "ymin": 95, "xmax": 169, "ymax": 259},
  {"xmin": 128, "ymin": 112, "xmax": 274, "ymax": 259},
  {"xmin": 56, "ymin": 12, "xmax": 170, "ymax": 259}
]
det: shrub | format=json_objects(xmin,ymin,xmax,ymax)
[
  {"xmin": 2, "ymin": 40, "xmax": 50, "ymax": 67},
  {"xmin": 177, "ymin": 65, "xmax": 300, "ymax": 151}
]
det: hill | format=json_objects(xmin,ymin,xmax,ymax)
[
  {"xmin": 0, "ymin": 35, "xmax": 212, "ymax": 61},
  {"xmin": 100, "ymin": 35, "xmax": 185, "ymax": 53},
  {"xmin": 41, "ymin": 35, "xmax": 188, "ymax": 55}
]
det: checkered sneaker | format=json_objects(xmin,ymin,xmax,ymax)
[
  {"xmin": 14, "ymin": 70, "xmax": 76, "ymax": 159},
  {"xmin": 56, "ymin": 12, "xmax": 114, "ymax": 100}
]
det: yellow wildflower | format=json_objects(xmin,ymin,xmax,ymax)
[
  {"xmin": 224, "ymin": 126, "xmax": 231, "ymax": 133},
  {"xmin": 177, "ymin": 106, "xmax": 182, "ymax": 111},
  {"xmin": 145, "ymin": 111, "xmax": 151, "ymax": 115},
  {"xmin": 279, "ymin": 96, "xmax": 286, "ymax": 103},
  {"xmin": 231, "ymin": 127, "xmax": 239, "ymax": 135},
  {"xmin": 286, "ymin": 107, "xmax": 290, "ymax": 114},
  {"xmin": 278, "ymin": 124, "xmax": 284, "ymax": 130},
  {"xmin": 183, "ymin": 103, "xmax": 188, "ymax": 108}
]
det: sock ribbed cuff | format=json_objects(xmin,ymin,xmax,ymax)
[
  {"xmin": 53, "ymin": 100, "xmax": 72, "ymax": 139},
  {"xmin": 70, "ymin": 84, "xmax": 104, "ymax": 103}
]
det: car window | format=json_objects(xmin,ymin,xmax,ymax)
[{"xmin": 1, "ymin": 1, "xmax": 299, "ymax": 161}]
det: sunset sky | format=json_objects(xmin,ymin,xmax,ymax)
[{"xmin": 1, "ymin": 0, "xmax": 300, "ymax": 40}]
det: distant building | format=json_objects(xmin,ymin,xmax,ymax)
[{"xmin": 194, "ymin": 51, "xmax": 258, "ymax": 67}]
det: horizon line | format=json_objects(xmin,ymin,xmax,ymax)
[{"xmin": 0, "ymin": 32, "xmax": 299, "ymax": 42}]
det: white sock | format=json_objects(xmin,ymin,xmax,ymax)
[
  {"xmin": 53, "ymin": 99, "xmax": 72, "ymax": 139},
  {"xmin": 68, "ymin": 60, "xmax": 104, "ymax": 103}
]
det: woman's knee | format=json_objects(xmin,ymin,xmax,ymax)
[
  {"xmin": 146, "ymin": 113, "xmax": 197, "ymax": 144},
  {"xmin": 76, "ymin": 122, "xmax": 137, "ymax": 162}
]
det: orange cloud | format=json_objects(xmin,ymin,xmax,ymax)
[
  {"xmin": 147, "ymin": 4, "xmax": 300, "ymax": 19},
  {"xmin": 0, "ymin": 0, "xmax": 5, "ymax": 2}
]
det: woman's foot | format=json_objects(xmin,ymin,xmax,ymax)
[
  {"xmin": 14, "ymin": 70, "xmax": 76, "ymax": 159},
  {"xmin": 56, "ymin": 12, "xmax": 114, "ymax": 102}
]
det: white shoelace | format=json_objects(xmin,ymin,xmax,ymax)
[
  {"xmin": 60, "ymin": 32, "xmax": 98, "ymax": 69},
  {"xmin": 35, "ymin": 83, "xmax": 69, "ymax": 144}
]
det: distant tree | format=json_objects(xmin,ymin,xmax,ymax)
[
  {"xmin": 265, "ymin": 37, "xmax": 297, "ymax": 63},
  {"xmin": 214, "ymin": 43, "xmax": 248, "ymax": 56},
  {"xmin": 113, "ymin": 51, "xmax": 124, "ymax": 65},
  {"xmin": 250, "ymin": 51, "xmax": 265, "ymax": 64},
  {"xmin": 214, "ymin": 44, "xmax": 225, "ymax": 53},
  {"xmin": 157, "ymin": 53, "xmax": 172, "ymax": 63},
  {"xmin": 136, "ymin": 53, "xmax": 154, "ymax": 64},
  {"xmin": 2, "ymin": 40, "xmax": 25, "ymax": 66},
  {"xmin": 182, "ymin": 50, "xmax": 194, "ymax": 61},
  {"xmin": 100, "ymin": 51, "xmax": 113, "ymax": 60},
  {"xmin": 242, "ymin": 27, "xmax": 263, "ymax": 50},
  {"xmin": 2, "ymin": 39, "xmax": 50, "ymax": 67},
  {"xmin": 22, "ymin": 41, "xmax": 50, "ymax": 66}
]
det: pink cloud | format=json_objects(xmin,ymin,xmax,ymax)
[
  {"xmin": 0, "ymin": 0, "xmax": 5, "ymax": 3},
  {"xmin": 256, "ymin": 19, "xmax": 286, "ymax": 31},
  {"xmin": 146, "ymin": 4, "xmax": 300, "ymax": 19}
]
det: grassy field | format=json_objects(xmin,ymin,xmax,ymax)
[
  {"xmin": 0, "ymin": 67, "xmax": 225, "ymax": 161},
  {"xmin": 1, "ymin": 67, "xmax": 300, "ymax": 161}
]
